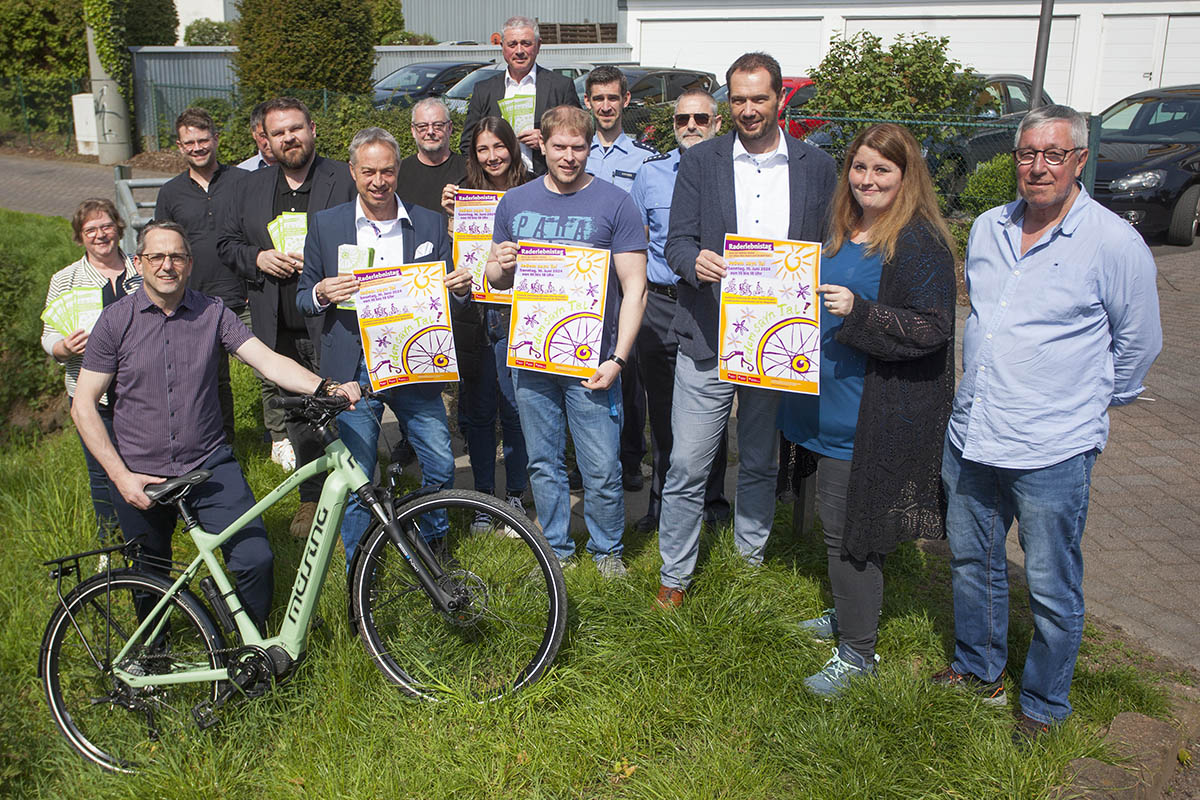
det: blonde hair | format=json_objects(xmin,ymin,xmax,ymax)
[
  {"xmin": 826, "ymin": 123, "xmax": 955, "ymax": 262},
  {"xmin": 539, "ymin": 105, "xmax": 594, "ymax": 145}
]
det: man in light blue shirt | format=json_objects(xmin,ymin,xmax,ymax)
[
  {"xmin": 938, "ymin": 105, "xmax": 1162, "ymax": 737},
  {"xmin": 628, "ymin": 88, "xmax": 730, "ymax": 534},
  {"xmin": 583, "ymin": 65, "xmax": 658, "ymax": 492}
]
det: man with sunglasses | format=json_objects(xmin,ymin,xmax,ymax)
[
  {"xmin": 937, "ymin": 104, "xmax": 1161, "ymax": 740},
  {"xmin": 629, "ymin": 88, "xmax": 731, "ymax": 537},
  {"xmin": 397, "ymin": 97, "xmax": 466, "ymax": 216}
]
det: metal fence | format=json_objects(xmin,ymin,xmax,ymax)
[{"xmin": 0, "ymin": 75, "xmax": 86, "ymax": 149}]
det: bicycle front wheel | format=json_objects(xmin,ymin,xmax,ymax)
[
  {"xmin": 39, "ymin": 570, "xmax": 226, "ymax": 773},
  {"xmin": 350, "ymin": 490, "xmax": 566, "ymax": 701}
]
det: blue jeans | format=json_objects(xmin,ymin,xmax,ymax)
[
  {"xmin": 462, "ymin": 308, "xmax": 528, "ymax": 496},
  {"xmin": 337, "ymin": 358, "xmax": 455, "ymax": 564},
  {"xmin": 511, "ymin": 368, "xmax": 624, "ymax": 560},
  {"xmin": 658, "ymin": 353, "xmax": 780, "ymax": 590},
  {"xmin": 942, "ymin": 439, "xmax": 1097, "ymax": 724},
  {"xmin": 70, "ymin": 397, "xmax": 119, "ymax": 542}
]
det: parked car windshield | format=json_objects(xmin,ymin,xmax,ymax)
[
  {"xmin": 376, "ymin": 65, "xmax": 441, "ymax": 92},
  {"xmin": 446, "ymin": 68, "xmax": 502, "ymax": 100},
  {"xmin": 1102, "ymin": 96, "xmax": 1200, "ymax": 143}
]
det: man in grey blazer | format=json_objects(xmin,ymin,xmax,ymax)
[
  {"xmin": 655, "ymin": 53, "xmax": 837, "ymax": 608},
  {"xmin": 461, "ymin": 15, "xmax": 581, "ymax": 175},
  {"xmin": 217, "ymin": 96, "xmax": 356, "ymax": 537}
]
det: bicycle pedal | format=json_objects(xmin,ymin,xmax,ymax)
[{"xmin": 192, "ymin": 702, "xmax": 221, "ymax": 730}]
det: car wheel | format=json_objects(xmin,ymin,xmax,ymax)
[{"xmin": 1167, "ymin": 185, "xmax": 1200, "ymax": 246}]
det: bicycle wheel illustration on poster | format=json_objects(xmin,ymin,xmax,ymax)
[
  {"xmin": 718, "ymin": 234, "xmax": 822, "ymax": 394},
  {"xmin": 506, "ymin": 240, "xmax": 610, "ymax": 379},
  {"xmin": 356, "ymin": 261, "xmax": 459, "ymax": 391}
]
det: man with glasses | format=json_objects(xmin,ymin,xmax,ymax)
[
  {"xmin": 629, "ymin": 88, "xmax": 731, "ymax": 536},
  {"xmin": 936, "ymin": 104, "xmax": 1161, "ymax": 740},
  {"xmin": 72, "ymin": 221, "xmax": 361, "ymax": 632},
  {"xmin": 154, "ymin": 107, "xmax": 246, "ymax": 445},
  {"xmin": 461, "ymin": 15, "xmax": 580, "ymax": 175},
  {"xmin": 397, "ymin": 97, "xmax": 466, "ymax": 215}
]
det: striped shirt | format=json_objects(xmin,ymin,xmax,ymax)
[
  {"xmin": 82, "ymin": 288, "xmax": 253, "ymax": 476},
  {"xmin": 41, "ymin": 252, "xmax": 140, "ymax": 402}
]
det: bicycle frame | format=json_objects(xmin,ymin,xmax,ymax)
[{"xmin": 111, "ymin": 438, "xmax": 367, "ymax": 689}]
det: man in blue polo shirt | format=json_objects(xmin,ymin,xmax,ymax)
[{"xmin": 486, "ymin": 105, "xmax": 647, "ymax": 577}]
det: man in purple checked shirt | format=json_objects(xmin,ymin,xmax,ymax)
[{"xmin": 72, "ymin": 222, "xmax": 359, "ymax": 630}]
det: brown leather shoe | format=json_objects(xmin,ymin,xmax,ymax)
[
  {"xmin": 655, "ymin": 584, "xmax": 685, "ymax": 609},
  {"xmin": 290, "ymin": 501, "xmax": 318, "ymax": 538}
]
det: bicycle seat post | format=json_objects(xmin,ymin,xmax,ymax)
[{"xmin": 176, "ymin": 497, "xmax": 200, "ymax": 531}]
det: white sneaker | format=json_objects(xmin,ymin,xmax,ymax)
[
  {"xmin": 271, "ymin": 439, "xmax": 296, "ymax": 472},
  {"xmin": 470, "ymin": 510, "xmax": 494, "ymax": 533}
]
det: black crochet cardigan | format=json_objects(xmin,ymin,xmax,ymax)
[{"xmin": 833, "ymin": 219, "xmax": 956, "ymax": 561}]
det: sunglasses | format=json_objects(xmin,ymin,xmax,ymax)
[{"xmin": 673, "ymin": 113, "xmax": 712, "ymax": 127}]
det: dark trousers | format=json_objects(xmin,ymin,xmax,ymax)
[
  {"xmin": 71, "ymin": 397, "xmax": 119, "ymax": 541},
  {"xmin": 111, "ymin": 445, "xmax": 275, "ymax": 627},
  {"xmin": 620, "ymin": 348, "xmax": 647, "ymax": 476},
  {"xmin": 272, "ymin": 327, "xmax": 323, "ymax": 503},
  {"xmin": 635, "ymin": 289, "xmax": 729, "ymax": 521}
]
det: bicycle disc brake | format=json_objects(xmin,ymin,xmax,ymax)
[{"xmin": 438, "ymin": 570, "xmax": 488, "ymax": 626}]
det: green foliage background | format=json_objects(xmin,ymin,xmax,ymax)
[
  {"xmin": 960, "ymin": 151, "xmax": 1018, "ymax": 217},
  {"xmin": 124, "ymin": 0, "xmax": 178, "ymax": 46},
  {"xmin": 235, "ymin": 0, "xmax": 375, "ymax": 100},
  {"xmin": 0, "ymin": 0, "xmax": 89, "ymax": 134},
  {"xmin": 183, "ymin": 17, "xmax": 236, "ymax": 45},
  {"xmin": 366, "ymin": 0, "xmax": 405, "ymax": 44}
]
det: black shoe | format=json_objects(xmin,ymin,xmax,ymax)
[
  {"xmin": 568, "ymin": 467, "xmax": 583, "ymax": 490},
  {"xmin": 391, "ymin": 439, "xmax": 416, "ymax": 467},
  {"xmin": 622, "ymin": 470, "xmax": 644, "ymax": 492},
  {"xmin": 634, "ymin": 514, "xmax": 658, "ymax": 534},
  {"xmin": 1012, "ymin": 713, "xmax": 1051, "ymax": 745}
]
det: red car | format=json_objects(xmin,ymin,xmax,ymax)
[{"xmin": 714, "ymin": 76, "xmax": 823, "ymax": 138}]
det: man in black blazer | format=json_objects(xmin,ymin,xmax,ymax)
[
  {"xmin": 655, "ymin": 53, "xmax": 837, "ymax": 608},
  {"xmin": 217, "ymin": 96, "xmax": 355, "ymax": 537},
  {"xmin": 461, "ymin": 15, "xmax": 581, "ymax": 175}
]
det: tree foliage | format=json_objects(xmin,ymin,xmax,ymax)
[
  {"xmin": 0, "ymin": 0, "xmax": 89, "ymax": 133},
  {"xmin": 82, "ymin": 0, "xmax": 131, "ymax": 97},
  {"xmin": 125, "ymin": 0, "xmax": 178, "ymax": 46},
  {"xmin": 366, "ymin": 0, "xmax": 404, "ymax": 44},
  {"xmin": 183, "ymin": 17, "xmax": 236, "ymax": 45},
  {"xmin": 235, "ymin": 0, "xmax": 375, "ymax": 100}
]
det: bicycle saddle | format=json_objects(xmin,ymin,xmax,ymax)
[{"xmin": 144, "ymin": 469, "xmax": 213, "ymax": 504}]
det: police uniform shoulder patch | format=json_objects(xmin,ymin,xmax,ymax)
[
  {"xmin": 644, "ymin": 151, "xmax": 671, "ymax": 163},
  {"xmin": 633, "ymin": 139, "xmax": 659, "ymax": 154}
]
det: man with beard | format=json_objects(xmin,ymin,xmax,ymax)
[
  {"xmin": 397, "ymin": 98, "xmax": 466, "ymax": 215},
  {"xmin": 629, "ymin": 88, "xmax": 731, "ymax": 540},
  {"xmin": 154, "ymin": 107, "xmax": 246, "ymax": 444},
  {"xmin": 217, "ymin": 96, "xmax": 355, "ymax": 538},
  {"xmin": 655, "ymin": 53, "xmax": 836, "ymax": 608}
]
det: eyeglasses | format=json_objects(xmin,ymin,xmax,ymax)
[
  {"xmin": 138, "ymin": 252, "xmax": 191, "ymax": 267},
  {"xmin": 412, "ymin": 121, "xmax": 451, "ymax": 133},
  {"xmin": 82, "ymin": 222, "xmax": 117, "ymax": 238},
  {"xmin": 674, "ymin": 113, "xmax": 712, "ymax": 127},
  {"xmin": 1012, "ymin": 147, "xmax": 1081, "ymax": 166}
]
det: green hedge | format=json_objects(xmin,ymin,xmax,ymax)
[
  {"xmin": 960, "ymin": 152, "xmax": 1017, "ymax": 218},
  {"xmin": 0, "ymin": 0, "xmax": 88, "ymax": 136}
]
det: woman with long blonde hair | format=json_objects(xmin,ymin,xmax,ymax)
[{"xmin": 781, "ymin": 123, "xmax": 957, "ymax": 696}]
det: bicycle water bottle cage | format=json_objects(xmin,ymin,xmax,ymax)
[{"xmin": 143, "ymin": 469, "xmax": 212, "ymax": 505}]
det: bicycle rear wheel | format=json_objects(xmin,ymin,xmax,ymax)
[
  {"xmin": 350, "ymin": 489, "xmax": 566, "ymax": 700},
  {"xmin": 39, "ymin": 570, "xmax": 225, "ymax": 772}
]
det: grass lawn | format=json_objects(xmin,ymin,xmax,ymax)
[{"xmin": 0, "ymin": 209, "xmax": 1181, "ymax": 799}]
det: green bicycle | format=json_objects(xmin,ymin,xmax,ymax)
[{"xmin": 38, "ymin": 390, "xmax": 567, "ymax": 773}]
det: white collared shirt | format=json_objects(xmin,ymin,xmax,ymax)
[
  {"xmin": 313, "ymin": 195, "xmax": 408, "ymax": 309},
  {"xmin": 503, "ymin": 67, "xmax": 538, "ymax": 170},
  {"xmin": 732, "ymin": 133, "xmax": 790, "ymax": 239}
]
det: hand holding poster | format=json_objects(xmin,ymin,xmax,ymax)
[
  {"xmin": 506, "ymin": 240, "xmax": 610, "ymax": 379},
  {"xmin": 718, "ymin": 234, "xmax": 822, "ymax": 394},
  {"xmin": 356, "ymin": 262, "xmax": 458, "ymax": 391},
  {"xmin": 451, "ymin": 190, "xmax": 510, "ymax": 304}
]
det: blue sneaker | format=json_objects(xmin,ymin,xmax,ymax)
[
  {"xmin": 798, "ymin": 608, "xmax": 838, "ymax": 640},
  {"xmin": 804, "ymin": 645, "xmax": 878, "ymax": 698}
]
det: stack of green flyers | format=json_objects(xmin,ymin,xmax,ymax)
[
  {"xmin": 41, "ymin": 287, "xmax": 104, "ymax": 337},
  {"xmin": 498, "ymin": 95, "xmax": 535, "ymax": 134},
  {"xmin": 267, "ymin": 212, "xmax": 308, "ymax": 256},
  {"xmin": 336, "ymin": 244, "xmax": 373, "ymax": 311}
]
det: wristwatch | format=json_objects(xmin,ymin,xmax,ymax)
[{"xmin": 607, "ymin": 355, "xmax": 626, "ymax": 370}]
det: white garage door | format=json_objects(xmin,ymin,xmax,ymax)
[
  {"xmin": 1097, "ymin": 15, "xmax": 1200, "ymax": 112},
  {"xmin": 1162, "ymin": 16, "xmax": 1200, "ymax": 87},
  {"xmin": 638, "ymin": 18, "xmax": 823, "ymax": 81},
  {"xmin": 845, "ymin": 17, "xmax": 1077, "ymax": 104}
]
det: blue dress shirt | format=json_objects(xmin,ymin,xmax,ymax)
[
  {"xmin": 586, "ymin": 131, "xmax": 655, "ymax": 194},
  {"xmin": 630, "ymin": 149, "xmax": 680, "ymax": 286},
  {"xmin": 948, "ymin": 186, "xmax": 1162, "ymax": 469}
]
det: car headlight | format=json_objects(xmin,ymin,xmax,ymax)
[{"xmin": 1109, "ymin": 170, "xmax": 1166, "ymax": 191}]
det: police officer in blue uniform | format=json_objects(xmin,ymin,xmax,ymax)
[{"xmin": 629, "ymin": 88, "xmax": 731, "ymax": 532}]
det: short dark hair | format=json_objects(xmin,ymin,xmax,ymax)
[
  {"xmin": 175, "ymin": 107, "xmax": 215, "ymax": 136},
  {"xmin": 262, "ymin": 96, "xmax": 312, "ymax": 128},
  {"xmin": 136, "ymin": 220, "xmax": 192, "ymax": 258},
  {"xmin": 585, "ymin": 65, "xmax": 627, "ymax": 97},
  {"xmin": 248, "ymin": 101, "xmax": 268, "ymax": 133},
  {"xmin": 726, "ymin": 52, "xmax": 783, "ymax": 98},
  {"xmin": 71, "ymin": 198, "xmax": 125, "ymax": 245}
]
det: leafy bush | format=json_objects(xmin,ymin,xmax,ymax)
[
  {"xmin": 959, "ymin": 151, "xmax": 1016, "ymax": 217},
  {"xmin": 367, "ymin": 0, "xmax": 404, "ymax": 45},
  {"xmin": 183, "ymin": 17, "xmax": 235, "ymax": 46},
  {"xmin": 124, "ymin": 0, "xmax": 178, "ymax": 46},
  {"xmin": 0, "ymin": 0, "xmax": 88, "ymax": 134},
  {"xmin": 632, "ymin": 101, "xmax": 732, "ymax": 155},
  {"xmin": 381, "ymin": 30, "xmax": 438, "ymax": 46},
  {"xmin": 235, "ymin": 0, "xmax": 374, "ymax": 100}
]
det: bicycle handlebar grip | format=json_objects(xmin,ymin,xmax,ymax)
[{"xmin": 267, "ymin": 397, "xmax": 309, "ymax": 410}]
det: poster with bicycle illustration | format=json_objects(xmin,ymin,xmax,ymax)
[
  {"xmin": 506, "ymin": 240, "xmax": 610, "ymax": 379},
  {"xmin": 453, "ymin": 190, "xmax": 510, "ymax": 304},
  {"xmin": 718, "ymin": 234, "xmax": 821, "ymax": 394},
  {"xmin": 355, "ymin": 262, "xmax": 458, "ymax": 391}
]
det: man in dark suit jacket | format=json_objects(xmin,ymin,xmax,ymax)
[
  {"xmin": 654, "ymin": 53, "xmax": 838, "ymax": 608},
  {"xmin": 461, "ymin": 15, "xmax": 581, "ymax": 175},
  {"xmin": 217, "ymin": 96, "xmax": 355, "ymax": 537},
  {"xmin": 297, "ymin": 127, "xmax": 471, "ymax": 563}
]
